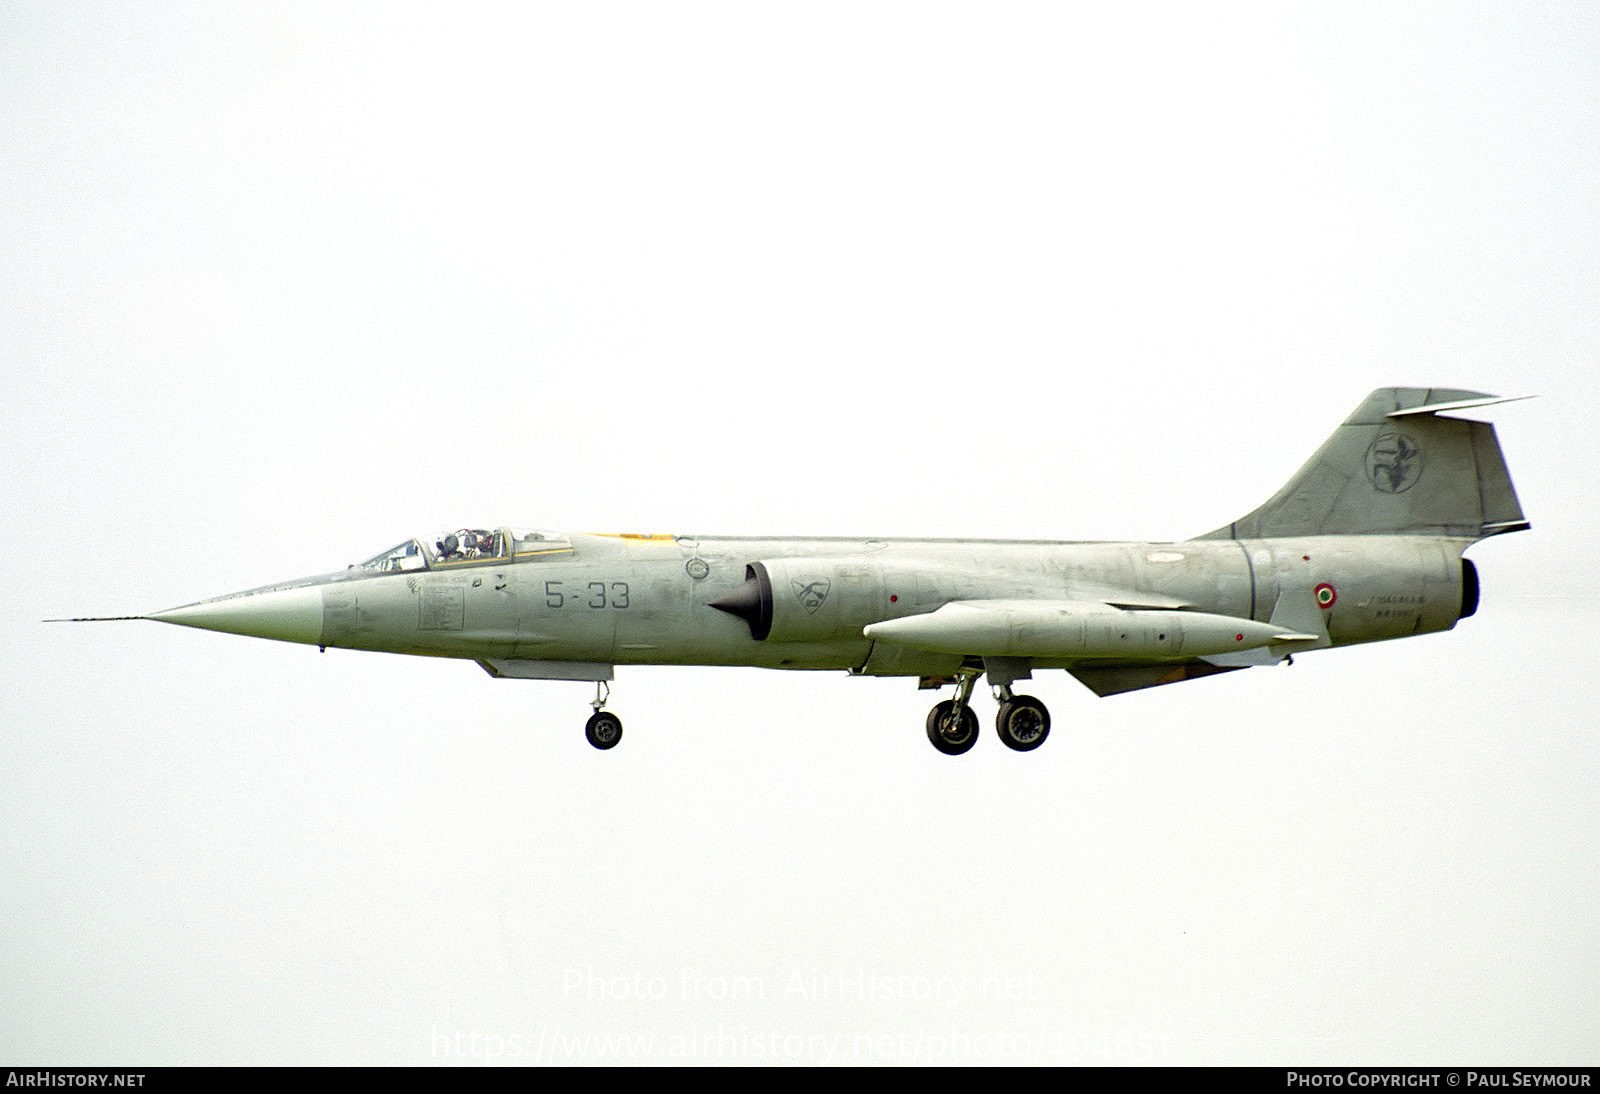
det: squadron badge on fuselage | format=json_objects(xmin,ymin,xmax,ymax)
[{"xmin": 793, "ymin": 579, "xmax": 830, "ymax": 613}]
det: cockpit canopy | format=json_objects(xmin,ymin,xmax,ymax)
[{"xmin": 358, "ymin": 527, "xmax": 572, "ymax": 573}]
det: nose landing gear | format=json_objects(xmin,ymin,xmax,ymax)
[{"xmin": 584, "ymin": 680, "xmax": 623, "ymax": 750}]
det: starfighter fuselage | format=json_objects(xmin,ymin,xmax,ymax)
[
  {"xmin": 153, "ymin": 531, "xmax": 1474, "ymax": 677},
  {"xmin": 65, "ymin": 387, "xmax": 1528, "ymax": 753}
]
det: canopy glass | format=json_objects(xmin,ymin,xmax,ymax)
[{"xmin": 358, "ymin": 528, "xmax": 572, "ymax": 573}]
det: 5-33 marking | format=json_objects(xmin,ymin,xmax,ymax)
[{"xmin": 545, "ymin": 580, "xmax": 629, "ymax": 609}]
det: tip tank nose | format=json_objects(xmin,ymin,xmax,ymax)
[{"xmin": 150, "ymin": 584, "xmax": 324, "ymax": 646}]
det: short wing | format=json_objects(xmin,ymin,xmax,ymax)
[{"xmin": 1068, "ymin": 661, "xmax": 1244, "ymax": 697}]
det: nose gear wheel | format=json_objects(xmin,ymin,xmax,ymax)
[{"xmin": 585, "ymin": 710, "xmax": 623, "ymax": 750}]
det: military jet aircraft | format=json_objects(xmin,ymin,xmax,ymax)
[{"xmin": 61, "ymin": 387, "xmax": 1527, "ymax": 753}]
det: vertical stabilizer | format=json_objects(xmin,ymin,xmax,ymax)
[{"xmin": 1195, "ymin": 388, "xmax": 1529, "ymax": 541}]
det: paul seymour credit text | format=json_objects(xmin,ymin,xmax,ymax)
[{"xmin": 1287, "ymin": 1077, "xmax": 1591, "ymax": 1089}]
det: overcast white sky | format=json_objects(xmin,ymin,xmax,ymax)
[{"xmin": 3, "ymin": 1, "xmax": 1597, "ymax": 1066}]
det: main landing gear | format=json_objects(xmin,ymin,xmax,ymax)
[
  {"xmin": 994, "ymin": 690, "xmax": 1050, "ymax": 752},
  {"xmin": 926, "ymin": 671, "xmax": 982, "ymax": 755},
  {"xmin": 584, "ymin": 680, "xmax": 623, "ymax": 750},
  {"xmin": 926, "ymin": 671, "xmax": 1052, "ymax": 755}
]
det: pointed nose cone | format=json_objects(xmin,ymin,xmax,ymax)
[{"xmin": 151, "ymin": 585, "xmax": 325, "ymax": 646}]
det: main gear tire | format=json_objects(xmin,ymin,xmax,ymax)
[
  {"xmin": 995, "ymin": 695, "xmax": 1050, "ymax": 752},
  {"xmin": 926, "ymin": 699, "xmax": 979, "ymax": 756}
]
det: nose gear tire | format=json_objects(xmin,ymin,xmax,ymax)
[{"xmin": 585, "ymin": 710, "xmax": 623, "ymax": 750}]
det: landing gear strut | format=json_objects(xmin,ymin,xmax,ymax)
[
  {"xmin": 994, "ymin": 688, "xmax": 1050, "ymax": 752},
  {"xmin": 926, "ymin": 670, "xmax": 980, "ymax": 755},
  {"xmin": 923, "ymin": 676, "xmax": 1052, "ymax": 755},
  {"xmin": 584, "ymin": 680, "xmax": 623, "ymax": 750}
]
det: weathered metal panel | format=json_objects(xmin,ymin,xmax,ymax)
[{"xmin": 418, "ymin": 586, "xmax": 464, "ymax": 631}]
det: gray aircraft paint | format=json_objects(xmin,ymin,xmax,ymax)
[
  {"xmin": 61, "ymin": 387, "xmax": 1527, "ymax": 751},
  {"xmin": 287, "ymin": 531, "xmax": 1472, "ymax": 670}
]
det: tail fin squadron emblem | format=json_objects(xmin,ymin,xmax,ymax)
[
  {"xmin": 793, "ymin": 579, "xmax": 830, "ymax": 613},
  {"xmin": 1366, "ymin": 431, "xmax": 1423, "ymax": 493}
]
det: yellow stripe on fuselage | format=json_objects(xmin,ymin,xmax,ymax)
[
  {"xmin": 585, "ymin": 533, "xmax": 678, "ymax": 543},
  {"xmin": 432, "ymin": 547, "xmax": 576, "ymax": 567}
]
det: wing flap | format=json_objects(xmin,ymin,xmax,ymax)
[{"xmin": 1069, "ymin": 662, "xmax": 1244, "ymax": 697}]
